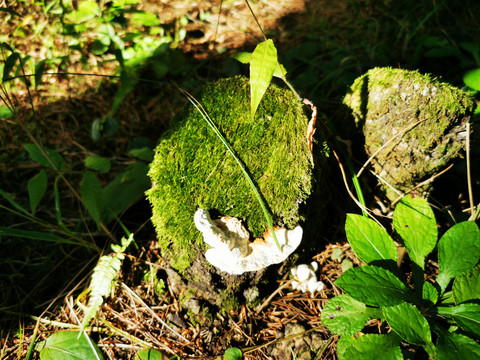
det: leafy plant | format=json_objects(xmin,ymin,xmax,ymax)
[
  {"xmin": 322, "ymin": 194, "xmax": 480, "ymax": 359},
  {"xmin": 80, "ymin": 233, "xmax": 134, "ymax": 331},
  {"xmin": 214, "ymin": 347, "xmax": 243, "ymax": 360},
  {"xmin": 35, "ymin": 330, "xmax": 104, "ymax": 360}
]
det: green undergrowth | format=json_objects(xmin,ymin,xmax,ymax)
[{"xmin": 147, "ymin": 75, "xmax": 327, "ymax": 272}]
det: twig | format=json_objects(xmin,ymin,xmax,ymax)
[
  {"xmin": 120, "ymin": 282, "xmax": 189, "ymax": 343},
  {"xmin": 391, "ymin": 163, "xmax": 454, "ymax": 207},
  {"xmin": 466, "ymin": 122, "xmax": 476, "ymax": 220},
  {"xmin": 255, "ymin": 280, "xmax": 292, "ymax": 314},
  {"xmin": 357, "ymin": 118, "xmax": 427, "ymax": 178}
]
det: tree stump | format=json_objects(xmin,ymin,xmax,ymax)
[
  {"xmin": 344, "ymin": 67, "xmax": 476, "ymax": 201},
  {"xmin": 147, "ymin": 76, "xmax": 329, "ymax": 318}
]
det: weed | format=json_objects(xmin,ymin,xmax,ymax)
[{"xmin": 322, "ymin": 195, "xmax": 480, "ymax": 358}]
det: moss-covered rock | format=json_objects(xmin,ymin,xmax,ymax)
[
  {"xmin": 344, "ymin": 67, "xmax": 476, "ymax": 201},
  {"xmin": 146, "ymin": 76, "xmax": 329, "ymax": 310}
]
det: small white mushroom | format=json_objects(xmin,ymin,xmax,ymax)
[
  {"xmin": 194, "ymin": 209, "xmax": 303, "ymax": 275},
  {"xmin": 291, "ymin": 261, "xmax": 324, "ymax": 294}
]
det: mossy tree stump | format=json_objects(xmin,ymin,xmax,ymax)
[
  {"xmin": 147, "ymin": 76, "xmax": 329, "ymax": 315},
  {"xmin": 344, "ymin": 67, "xmax": 476, "ymax": 201}
]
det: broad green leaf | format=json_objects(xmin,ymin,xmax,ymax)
[
  {"xmin": 101, "ymin": 162, "xmax": 150, "ymax": 224},
  {"xmin": 463, "ymin": 68, "xmax": 480, "ymax": 91},
  {"xmin": 437, "ymin": 221, "xmax": 480, "ymax": 292},
  {"xmin": 0, "ymin": 105, "xmax": 15, "ymax": 119},
  {"xmin": 231, "ymin": 52, "xmax": 252, "ymax": 64},
  {"xmin": 24, "ymin": 144, "xmax": 65, "ymax": 171},
  {"xmin": 453, "ymin": 265, "xmax": 480, "ymax": 304},
  {"xmin": 66, "ymin": 1, "xmax": 100, "ymax": 23},
  {"xmin": 249, "ymin": 39, "xmax": 277, "ymax": 121},
  {"xmin": 36, "ymin": 331, "xmax": 104, "ymax": 360},
  {"xmin": 437, "ymin": 303, "xmax": 480, "ymax": 336},
  {"xmin": 422, "ymin": 281, "xmax": 439, "ymax": 306},
  {"xmin": 28, "ymin": 170, "xmax": 48, "ymax": 214},
  {"xmin": 3, "ymin": 52, "xmax": 20, "ymax": 80},
  {"xmin": 338, "ymin": 333, "xmax": 403, "ymax": 360},
  {"xmin": 81, "ymin": 171, "xmax": 103, "ymax": 226},
  {"xmin": 135, "ymin": 348, "xmax": 169, "ymax": 360},
  {"xmin": 85, "ymin": 155, "xmax": 111, "ymax": 173},
  {"xmin": 129, "ymin": 147, "xmax": 154, "ymax": 162},
  {"xmin": 131, "ymin": 12, "xmax": 160, "ymax": 26},
  {"xmin": 321, "ymin": 294, "xmax": 371, "ymax": 336},
  {"xmin": 383, "ymin": 302, "xmax": 434, "ymax": 356},
  {"xmin": 232, "ymin": 51, "xmax": 286, "ymax": 79},
  {"xmin": 393, "ymin": 195, "xmax": 437, "ymax": 270},
  {"xmin": 345, "ymin": 214, "xmax": 397, "ymax": 265},
  {"xmin": 224, "ymin": 347, "xmax": 243, "ymax": 360},
  {"xmin": 436, "ymin": 332, "xmax": 480, "ymax": 360},
  {"xmin": 335, "ymin": 266, "xmax": 411, "ymax": 307}
]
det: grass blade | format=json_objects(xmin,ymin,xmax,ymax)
[{"xmin": 178, "ymin": 87, "xmax": 281, "ymax": 250}]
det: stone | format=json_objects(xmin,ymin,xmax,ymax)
[{"xmin": 344, "ymin": 67, "xmax": 476, "ymax": 201}]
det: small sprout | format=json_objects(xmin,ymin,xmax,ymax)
[
  {"xmin": 331, "ymin": 247, "xmax": 344, "ymax": 261},
  {"xmin": 194, "ymin": 209, "xmax": 302, "ymax": 275},
  {"xmin": 290, "ymin": 261, "xmax": 325, "ymax": 294},
  {"xmin": 341, "ymin": 259, "xmax": 353, "ymax": 273}
]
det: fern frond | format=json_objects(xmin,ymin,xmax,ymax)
[{"xmin": 80, "ymin": 234, "xmax": 134, "ymax": 330}]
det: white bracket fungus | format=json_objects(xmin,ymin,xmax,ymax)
[
  {"xmin": 290, "ymin": 261, "xmax": 324, "ymax": 294},
  {"xmin": 194, "ymin": 209, "xmax": 302, "ymax": 275}
]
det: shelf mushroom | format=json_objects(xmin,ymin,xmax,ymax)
[{"xmin": 194, "ymin": 209, "xmax": 303, "ymax": 275}]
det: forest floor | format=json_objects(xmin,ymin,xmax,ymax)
[{"xmin": 1, "ymin": 0, "xmax": 480, "ymax": 359}]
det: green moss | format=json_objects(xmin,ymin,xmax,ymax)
[
  {"xmin": 147, "ymin": 76, "xmax": 321, "ymax": 272},
  {"xmin": 344, "ymin": 67, "xmax": 475, "ymax": 200},
  {"xmin": 218, "ymin": 290, "xmax": 240, "ymax": 315}
]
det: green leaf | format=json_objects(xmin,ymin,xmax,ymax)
[
  {"xmin": 249, "ymin": 39, "xmax": 277, "ymax": 121},
  {"xmin": 129, "ymin": 147, "xmax": 154, "ymax": 162},
  {"xmin": 0, "ymin": 188, "xmax": 29, "ymax": 215},
  {"xmin": 135, "ymin": 348, "xmax": 169, "ymax": 360},
  {"xmin": 24, "ymin": 144, "xmax": 65, "ymax": 171},
  {"xmin": 422, "ymin": 281, "xmax": 439, "ymax": 306},
  {"xmin": 383, "ymin": 302, "xmax": 434, "ymax": 356},
  {"xmin": 436, "ymin": 332, "xmax": 480, "ymax": 360},
  {"xmin": 67, "ymin": 0, "xmax": 100, "ymax": 23},
  {"xmin": 0, "ymin": 105, "xmax": 15, "ymax": 119},
  {"xmin": 131, "ymin": 12, "xmax": 160, "ymax": 26},
  {"xmin": 224, "ymin": 347, "xmax": 243, "ymax": 360},
  {"xmin": 338, "ymin": 334, "xmax": 403, "ymax": 360},
  {"xmin": 335, "ymin": 266, "xmax": 411, "ymax": 307},
  {"xmin": 34, "ymin": 59, "xmax": 47, "ymax": 89},
  {"xmin": 101, "ymin": 162, "xmax": 150, "ymax": 224},
  {"xmin": 80, "ymin": 171, "xmax": 103, "ymax": 226},
  {"xmin": 81, "ymin": 251, "xmax": 124, "ymax": 330},
  {"xmin": 437, "ymin": 303, "xmax": 480, "ymax": 336},
  {"xmin": 232, "ymin": 51, "xmax": 286, "ymax": 79},
  {"xmin": 321, "ymin": 294, "xmax": 370, "ymax": 336},
  {"xmin": 28, "ymin": 170, "xmax": 48, "ymax": 214},
  {"xmin": 437, "ymin": 221, "xmax": 480, "ymax": 293},
  {"xmin": 231, "ymin": 52, "xmax": 252, "ymax": 64},
  {"xmin": 345, "ymin": 214, "xmax": 397, "ymax": 265},
  {"xmin": 453, "ymin": 265, "xmax": 480, "ymax": 304},
  {"xmin": 36, "ymin": 331, "xmax": 104, "ymax": 360},
  {"xmin": 393, "ymin": 195, "xmax": 437, "ymax": 270},
  {"xmin": 464, "ymin": 68, "xmax": 480, "ymax": 91},
  {"xmin": 3, "ymin": 52, "xmax": 20, "ymax": 81},
  {"xmin": 85, "ymin": 155, "xmax": 111, "ymax": 173}
]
